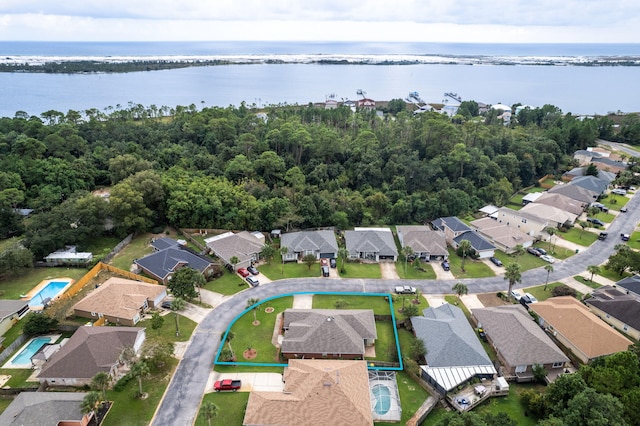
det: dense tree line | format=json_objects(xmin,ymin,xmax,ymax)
[{"xmin": 0, "ymin": 100, "xmax": 632, "ymax": 259}]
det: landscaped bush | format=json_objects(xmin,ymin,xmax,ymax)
[
  {"xmin": 113, "ymin": 372, "xmax": 132, "ymax": 391},
  {"xmin": 551, "ymin": 284, "xmax": 577, "ymax": 298}
]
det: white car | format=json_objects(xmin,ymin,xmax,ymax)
[
  {"xmin": 395, "ymin": 285, "xmax": 417, "ymax": 294},
  {"xmin": 510, "ymin": 290, "xmax": 522, "ymax": 301},
  {"xmin": 612, "ymin": 188, "xmax": 627, "ymax": 195},
  {"xmin": 540, "ymin": 255, "xmax": 556, "ymax": 264},
  {"xmin": 521, "ymin": 293, "xmax": 538, "ymax": 304}
]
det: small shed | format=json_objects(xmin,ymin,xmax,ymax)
[{"xmin": 270, "ymin": 229, "xmax": 281, "ymax": 239}]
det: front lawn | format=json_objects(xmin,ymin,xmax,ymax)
[
  {"xmin": 259, "ymin": 260, "xmax": 324, "ymax": 280},
  {"xmin": 313, "ymin": 294, "xmax": 391, "ymax": 314},
  {"xmin": 556, "ymin": 228, "xmax": 598, "ymax": 246},
  {"xmin": 0, "ymin": 267, "xmax": 87, "ymax": 300},
  {"xmin": 628, "ymin": 232, "xmax": 640, "ymax": 250},
  {"xmin": 598, "ymin": 265, "xmax": 629, "ymax": 282},
  {"xmin": 224, "ymin": 296, "xmax": 293, "ymax": 365},
  {"xmin": 140, "ymin": 312, "xmax": 197, "ymax": 344},
  {"xmin": 447, "ymin": 249, "xmax": 494, "ymax": 279},
  {"xmin": 494, "ymin": 251, "xmax": 547, "ymax": 272},
  {"xmin": 338, "ymin": 262, "xmax": 382, "ymax": 279},
  {"xmin": 573, "ymin": 275, "xmax": 603, "ymax": 290},
  {"xmin": 396, "ymin": 262, "xmax": 436, "ymax": 280},
  {"xmin": 204, "ymin": 270, "xmax": 247, "ymax": 296},
  {"xmin": 524, "ymin": 283, "xmax": 582, "ymax": 302},
  {"xmin": 600, "ymin": 194, "xmax": 630, "ymax": 211},
  {"xmin": 533, "ymin": 241, "xmax": 575, "ymax": 260},
  {"xmin": 195, "ymin": 392, "xmax": 250, "ymax": 426},
  {"xmin": 393, "ymin": 295, "xmax": 428, "ymax": 321}
]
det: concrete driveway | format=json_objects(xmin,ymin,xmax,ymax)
[
  {"xmin": 433, "ymin": 262, "xmax": 455, "ymax": 280},
  {"xmin": 206, "ymin": 371, "xmax": 284, "ymax": 393},
  {"xmin": 380, "ymin": 262, "xmax": 400, "ymax": 279}
]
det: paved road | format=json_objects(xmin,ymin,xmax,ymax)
[
  {"xmin": 152, "ymin": 190, "xmax": 640, "ymax": 426},
  {"xmin": 597, "ymin": 139, "xmax": 640, "ymax": 158}
]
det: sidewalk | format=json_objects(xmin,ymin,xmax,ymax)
[{"xmin": 558, "ymin": 276, "xmax": 594, "ymax": 295}]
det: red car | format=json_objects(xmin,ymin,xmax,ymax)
[
  {"xmin": 321, "ymin": 258, "xmax": 329, "ymax": 266},
  {"xmin": 237, "ymin": 268, "xmax": 250, "ymax": 277}
]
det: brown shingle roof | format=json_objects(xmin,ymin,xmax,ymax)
[
  {"xmin": 38, "ymin": 326, "xmax": 144, "ymax": 380},
  {"xmin": 243, "ymin": 359, "xmax": 373, "ymax": 426},
  {"xmin": 529, "ymin": 297, "xmax": 632, "ymax": 360},
  {"xmin": 73, "ymin": 277, "xmax": 166, "ymax": 322}
]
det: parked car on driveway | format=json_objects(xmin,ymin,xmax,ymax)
[
  {"xmin": 510, "ymin": 290, "xmax": 522, "ymax": 301},
  {"xmin": 321, "ymin": 266, "xmax": 330, "ymax": 277},
  {"xmin": 527, "ymin": 247, "xmax": 541, "ymax": 256},
  {"xmin": 489, "ymin": 257, "xmax": 503, "ymax": 267},
  {"xmin": 520, "ymin": 293, "xmax": 538, "ymax": 304},
  {"xmin": 237, "ymin": 268, "xmax": 250, "ymax": 277},
  {"xmin": 247, "ymin": 265, "xmax": 259, "ymax": 275},
  {"xmin": 586, "ymin": 217, "xmax": 604, "ymax": 226},
  {"xmin": 441, "ymin": 261, "xmax": 450, "ymax": 271},
  {"xmin": 161, "ymin": 300, "xmax": 173, "ymax": 309},
  {"xmin": 612, "ymin": 188, "xmax": 627, "ymax": 195},
  {"xmin": 535, "ymin": 247, "xmax": 547, "ymax": 256},
  {"xmin": 246, "ymin": 276, "xmax": 259, "ymax": 287},
  {"xmin": 540, "ymin": 254, "xmax": 556, "ymax": 264},
  {"xmin": 321, "ymin": 258, "xmax": 329, "ymax": 266},
  {"xmin": 330, "ymin": 258, "xmax": 337, "ymax": 268}
]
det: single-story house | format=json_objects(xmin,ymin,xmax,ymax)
[
  {"xmin": 280, "ymin": 230, "xmax": 339, "ymax": 262},
  {"xmin": 396, "ymin": 225, "xmax": 448, "ymax": 261},
  {"xmin": 472, "ymin": 305, "xmax": 569, "ymax": 382},
  {"xmin": 570, "ymin": 175, "xmax": 610, "ymax": 196},
  {"xmin": 548, "ymin": 183, "xmax": 598, "ymax": 205},
  {"xmin": 432, "ymin": 217, "xmax": 471, "ymax": 245},
  {"xmin": 520, "ymin": 203, "xmax": 578, "ymax": 228},
  {"xmin": 529, "ymin": 297, "xmax": 633, "ymax": 364},
  {"xmin": 534, "ymin": 192, "xmax": 586, "ymax": 216},
  {"xmin": 0, "ymin": 300, "xmax": 30, "ymax": 337},
  {"xmin": 205, "ymin": 231, "xmax": 265, "ymax": 270},
  {"xmin": 453, "ymin": 231, "xmax": 496, "ymax": 259},
  {"xmin": 134, "ymin": 238, "xmax": 216, "ymax": 284},
  {"xmin": 492, "ymin": 207, "xmax": 549, "ymax": 238},
  {"xmin": 585, "ymin": 286, "xmax": 640, "ymax": 340},
  {"xmin": 411, "ymin": 304, "xmax": 496, "ymax": 394},
  {"xmin": 243, "ymin": 359, "xmax": 373, "ymax": 426},
  {"xmin": 592, "ymin": 157, "xmax": 627, "ymax": 174},
  {"xmin": 0, "ymin": 392, "xmax": 93, "ymax": 426},
  {"xmin": 73, "ymin": 277, "xmax": 167, "ymax": 326},
  {"xmin": 615, "ymin": 275, "xmax": 640, "ymax": 298},
  {"xmin": 281, "ymin": 309, "xmax": 377, "ymax": 359},
  {"xmin": 44, "ymin": 246, "xmax": 92, "ymax": 266},
  {"xmin": 38, "ymin": 326, "xmax": 145, "ymax": 386},
  {"xmin": 345, "ymin": 227, "xmax": 398, "ymax": 262},
  {"xmin": 573, "ymin": 149, "xmax": 603, "ymax": 165},
  {"xmin": 469, "ymin": 217, "xmax": 534, "ymax": 254}
]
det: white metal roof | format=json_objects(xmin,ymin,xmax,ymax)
[{"xmin": 420, "ymin": 364, "xmax": 497, "ymax": 391}]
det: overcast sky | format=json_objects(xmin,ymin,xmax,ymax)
[{"xmin": 1, "ymin": 1, "xmax": 639, "ymax": 43}]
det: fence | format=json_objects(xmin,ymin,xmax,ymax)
[
  {"xmin": 0, "ymin": 334, "xmax": 28, "ymax": 364},
  {"xmin": 177, "ymin": 228, "xmax": 207, "ymax": 252},
  {"xmin": 63, "ymin": 262, "xmax": 158, "ymax": 301},
  {"xmin": 101, "ymin": 233, "xmax": 134, "ymax": 264}
]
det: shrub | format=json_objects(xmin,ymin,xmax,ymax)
[
  {"xmin": 23, "ymin": 314, "xmax": 58, "ymax": 336},
  {"xmin": 552, "ymin": 285, "xmax": 577, "ymax": 298},
  {"xmin": 113, "ymin": 372, "xmax": 133, "ymax": 391}
]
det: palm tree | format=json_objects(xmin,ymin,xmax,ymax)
[
  {"xmin": 458, "ymin": 240, "xmax": 472, "ymax": 272},
  {"xmin": 229, "ymin": 256, "xmax": 239, "ymax": 271},
  {"xmin": 337, "ymin": 247, "xmax": 349, "ymax": 273},
  {"xmin": 402, "ymin": 246, "xmax": 414, "ymax": 274},
  {"xmin": 578, "ymin": 221, "xmax": 588, "ymax": 239},
  {"xmin": 504, "ymin": 262, "xmax": 522, "ymax": 302},
  {"xmin": 512, "ymin": 244, "xmax": 525, "ymax": 264},
  {"xmin": 131, "ymin": 360, "xmax": 150, "ymax": 397},
  {"xmin": 544, "ymin": 226, "xmax": 558, "ymax": 253},
  {"xmin": 91, "ymin": 371, "xmax": 110, "ymax": 402},
  {"xmin": 246, "ymin": 298, "xmax": 261, "ymax": 322},
  {"xmin": 200, "ymin": 401, "xmax": 219, "ymax": 426},
  {"xmin": 544, "ymin": 264, "xmax": 554, "ymax": 291},
  {"xmin": 279, "ymin": 246, "xmax": 288, "ymax": 276},
  {"xmin": 587, "ymin": 265, "xmax": 601, "ymax": 282},
  {"xmin": 80, "ymin": 391, "xmax": 101, "ymax": 416},
  {"xmin": 452, "ymin": 282, "xmax": 468, "ymax": 299},
  {"xmin": 171, "ymin": 297, "xmax": 186, "ymax": 337}
]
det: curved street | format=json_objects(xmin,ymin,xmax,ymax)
[{"xmin": 152, "ymin": 190, "xmax": 640, "ymax": 426}]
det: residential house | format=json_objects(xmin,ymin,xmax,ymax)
[
  {"xmin": 592, "ymin": 157, "xmax": 627, "ymax": 174},
  {"xmin": 548, "ymin": 183, "xmax": 598, "ymax": 205},
  {"xmin": 44, "ymin": 246, "xmax": 92, "ymax": 266},
  {"xmin": 0, "ymin": 300, "xmax": 29, "ymax": 336},
  {"xmin": 38, "ymin": 326, "xmax": 145, "ymax": 386},
  {"xmin": 344, "ymin": 227, "xmax": 398, "ymax": 261},
  {"xmin": 469, "ymin": 217, "xmax": 534, "ymax": 254},
  {"xmin": 529, "ymin": 297, "xmax": 633, "ymax": 364},
  {"xmin": 570, "ymin": 175, "xmax": 610, "ymax": 197},
  {"xmin": 453, "ymin": 231, "xmax": 496, "ymax": 259},
  {"xmin": 534, "ymin": 192, "xmax": 586, "ymax": 216},
  {"xmin": 411, "ymin": 304, "xmax": 496, "ymax": 394},
  {"xmin": 396, "ymin": 225, "xmax": 448, "ymax": 261},
  {"xmin": 491, "ymin": 104, "xmax": 512, "ymax": 125},
  {"xmin": 573, "ymin": 149, "xmax": 603, "ymax": 165},
  {"xmin": 472, "ymin": 305, "xmax": 569, "ymax": 382},
  {"xmin": 432, "ymin": 217, "xmax": 472, "ymax": 245},
  {"xmin": 492, "ymin": 207, "xmax": 549, "ymax": 238},
  {"xmin": 73, "ymin": 277, "xmax": 167, "ymax": 326},
  {"xmin": 243, "ymin": 359, "xmax": 373, "ymax": 426},
  {"xmin": 281, "ymin": 309, "xmax": 377, "ymax": 359},
  {"xmin": 0, "ymin": 392, "xmax": 93, "ymax": 426},
  {"xmin": 134, "ymin": 238, "xmax": 216, "ymax": 284},
  {"xmin": 325, "ymin": 99, "xmax": 339, "ymax": 109},
  {"xmin": 478, "ymin": 205, "xmax": 499, "ymax": 216},
  {"xmin": 280, "ymin": 230, "xmax": 339, "ymax": 262},
  {"xmin": 562, "ymin": 167, "xmax": 588, "ymax": 181},
  {"xmin": 615, "ymin": 275, "xmax": 640, "ymax": 298},
  {"xmin": 520, "ymin": 203, "xmax": 578, "ymax": 228},
  {"xmin": 358, "ymin": 98, "xmax": 376, "ymax": 109},
  {"xmin": 205, "ymin": 231, "xmax": 265, "ymax": 270},
  {"xmin": 522, "ymin": 192, "xmax": 543, "ymax": 205},
  {"xmin": 586, "ymin": 286, "xmax": 640, "ymax": 340}
]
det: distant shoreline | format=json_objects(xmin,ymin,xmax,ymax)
[{"xmin": 1, "ymin": 53, "xmax": 640, "ymax": 74}]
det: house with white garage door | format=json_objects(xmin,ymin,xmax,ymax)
[{"xmin": 345, "ymin": 227, "xmax": 398, "ymax": 262}]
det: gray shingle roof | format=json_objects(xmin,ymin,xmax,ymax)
[
  {"xmin": 205, "ymin": 231, "xmax": 264, "ymax": 265},
  {"xmin": 548, "ymin": 184, "xmax": 597, "ymax": 204},
  {"xmin": 38, "ymin": 327, "xmax": 144, "ymax": 381},
  {"xmin": 616, "ymin": 275, "xmax": 640, "ymax": 295},
  {"xmin": 151, "ymin": 237, "xmax": 179, "ymax": 251},
  {"xmin": 281, "ymin": 230, "xmax": 338, "ymax": 254},
  {"xmin": 135, "ymin": 245, "xmax": 213, "ymax": 281},
  {"xmin": 472, "ymin": 305, "xmax": 568, "ymax": 368},
  {"xmin": 396, "ymin": 225, "xmax": 448, "ymax": 257},
  {"xmin": 344, "ymin": 229, "xmax": 398, "ymax": 257},
  {"xmin": 587, "ymin": 286, "xmax": 640, "ymax": 332},
  {"xmin": 432, "ymin": 217, "xmax": 471, "ymax": 233},
  {"xmin": 0, "ymin": 300, "xmax": 29, "ymax": 322},
  {"xmin": 411, "ymin": 304, "xmax": 492, "ymax": 367},
  {"xmin": 0, "ymin": 392, "xmax": 88, "ymax": 426},
  {"xmin": 453, "ymin": 231, "xmax": 495, "ymax": 252},
  {"xmin": 571, "ymin": 175, "xmax": 609, "ymax": 195},
  {"xmin": 281, "ymin": 309, "xmax": 377, "ymax": 356}
]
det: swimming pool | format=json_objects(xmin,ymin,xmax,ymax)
[
  {"xmin": 372, "ymin": 384, "xmax": 391, "ymax": 415},
  {"xmin": 28, "ymin": 279, "xmax": 72, "ymax": 307},
  {"xmin": 11, "ymin": 336, "xmax": 52, "ymax": 365}
]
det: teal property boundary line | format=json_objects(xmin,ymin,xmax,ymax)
[{"xmin": 214, "ymin": 291, "xmax": 404, "ymax": 371}]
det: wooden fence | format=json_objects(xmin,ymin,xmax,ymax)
[{"xmin": 63, "ymin": 262, "xmax": 158, "ymax": 301}]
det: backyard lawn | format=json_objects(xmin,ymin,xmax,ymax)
[
  {"xmin": 446, "ymin": 249, "xmax": 494, "ymax": 279},
  {"xmin": 396, "ymin": 262, "xmax": 437, "ymax": 280},
  {"xmin": 395, "ymin": 370, "xmax": 433, "ymax": 424},
  {"xmin": 0, "ymin": 267, "xmax": 87, "ymax": 300},
  {"xmin": 108, "ymin": 233, "xmax": 155, "ymax": 270}
]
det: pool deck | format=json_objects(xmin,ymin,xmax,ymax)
[
  {"xmin": 2, "ymin": 334, "xmax": 62, "ymax": 369},
  {"xmin": 20, "ymin": 277, "xmax": 75, "ymax": 311}
]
